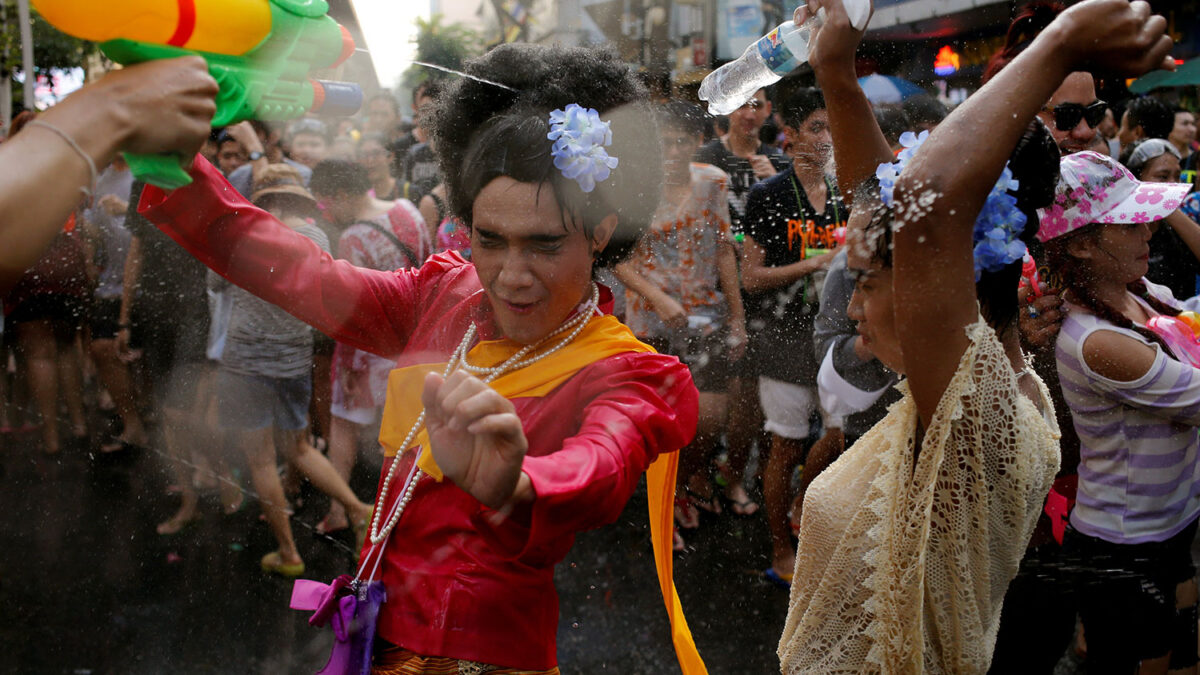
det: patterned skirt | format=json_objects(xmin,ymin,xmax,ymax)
[{"xmin": 371, "ymin": 642, "xmax": 560, "ymax": 675}]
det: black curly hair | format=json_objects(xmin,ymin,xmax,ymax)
[
  {"xmin": 1123, "ymin": 96, "xmax": 1174, "ymax": 141},
  {"xmin": 309, "ymin": 159, "xmax": 370, "ymax": 196},
  {"xmin": 656, "ymin": 100, "xmax": 707, "ymax": 137},
  {"xmin": 777, "ymin": 87, "xmax": 826, "ymax": 131},
  {"xmin": 428, "ymin": 43, "xmax": 662, "ymax": 269},
  {"xmin": 854, "ymin": 117, "xmax": 1060, "ymax": 333}
]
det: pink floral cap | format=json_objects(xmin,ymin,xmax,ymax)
[{"xmin": 1036, "ymin": 151, "xmax": 1190, "ymax": 242}]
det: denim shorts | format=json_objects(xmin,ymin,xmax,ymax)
[{"xmin": 216, "ymin": 369, "xmax": 311, "ymax": 431}]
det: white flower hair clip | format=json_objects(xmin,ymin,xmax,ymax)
[{"xmin": 547, "ymin": 104, "xmax": 619, "ymax": 193}]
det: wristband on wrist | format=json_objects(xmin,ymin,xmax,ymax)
[{"xmin": 28, "ymin": 120, "xmax": 99, "ymax": 198}]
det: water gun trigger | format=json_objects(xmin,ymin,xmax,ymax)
[
  {"xmin": 210, "ymin": 68, "xmax": 250, "ymax": 128},
  {"xmin": 123, "ymin": 152, "xmax": 194, "ymax": 191}
]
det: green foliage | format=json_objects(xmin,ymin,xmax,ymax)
[
  {"xmin": 0, "ymin": 2, "xmax": 94, "ymax": 107},
  {"xmin": 401, "ymin": 15, "xmax": 482, "ymax": 89},
  {"xmin": 0, "ymin": 2, "xmax": 94, "ymax": 76}
]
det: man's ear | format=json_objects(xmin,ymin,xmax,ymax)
[
  {"xmin": 591, "ymin": 214, "xmax": 619, "ymax": 256},
  {"xmin": 780, "ymin": 124, "xmax": 800, "ymax": 149}
]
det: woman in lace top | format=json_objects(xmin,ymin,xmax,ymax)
[{"xmin": 777, "ymin": 1, "xmax": 1173, "ymax": 672}]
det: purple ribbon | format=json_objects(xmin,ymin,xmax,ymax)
[{"xmin": 290, "ymin": 576, "xmax": 386, "ymax": 675}]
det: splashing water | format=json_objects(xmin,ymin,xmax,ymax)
[{"xmin": 411, "ymin": 61, "xmax": 517, "ymax": 91}]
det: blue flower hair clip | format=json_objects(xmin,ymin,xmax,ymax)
[
  {"xmin": 875, "ymin": 130, "xmax": 928, "ymax": 207},
  {"xmin": 875, "ymin": 130, "xmax": 1027, "ymax": 281},
  {"xmin": 547, "ymin": 104, "xmax": 619, "ymax": 193}
]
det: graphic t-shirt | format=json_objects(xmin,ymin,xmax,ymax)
[
  {"xmin": 695, "ymin": 138, "xmax": 788, "ymax": 232},
  {"xmin": 402, "ymin": 142, "xmax": 440, "ymax": 201},
  {"xmin": 623, "ymin": 163, "xmax": 733, "ymax": 340},
  {"xmin": 744, "ymin": 165, "xmax": 849, "ymax": 384}
]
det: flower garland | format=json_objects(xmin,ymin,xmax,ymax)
[
  {"xmin": 876, "ymin": 130, "xmax": 1027, "ymax": 281},
  {"xmin": 547, "ymin": 104, "xmax": 619, "ymax": 193}
]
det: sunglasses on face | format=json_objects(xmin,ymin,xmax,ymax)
[{"xmin": 1042, "ymin": 100, "xmax": 1107, "ymax": 132}]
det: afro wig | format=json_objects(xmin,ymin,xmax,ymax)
[{"xmin": 428, "ymin": 43, "xmax": 663, "ymax": 269}]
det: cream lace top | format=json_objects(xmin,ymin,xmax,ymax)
[{"xmin": 778, "ymin": 317, "xmax": 1061, "ymax": 674}]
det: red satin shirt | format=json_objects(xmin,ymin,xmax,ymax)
[{"xmin": 139, "ymin": 158, "xmax": 698, "ymax": 670}]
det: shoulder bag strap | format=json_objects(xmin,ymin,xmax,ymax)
[{"xmin": 355, "ymin": 219, "xmax": 419, "ymax": 269}]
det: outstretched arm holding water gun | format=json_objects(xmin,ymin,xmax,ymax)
[
  {"xmin": 33, "ymin": 0, "xmax": 363, "ymax": 189},
  {"xmin": 0, "ymin": 58, "xmax": 217, "ymax": 294}
]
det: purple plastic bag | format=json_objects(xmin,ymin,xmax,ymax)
[{"xmin": 291, "ymin": 575, "xmax": 387, "ymax": 675}]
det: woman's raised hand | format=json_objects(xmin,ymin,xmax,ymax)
[
  {"xmin": 795, "ymin": 0, "xmax": 874, "ymax": 74},
  {"xmin": 1051, "ymin": 0, "xmax": 1174, "ymax": 77},
  {"xmin": 422, "ymin": 370, "xmax": 530, "ymax": 510}
]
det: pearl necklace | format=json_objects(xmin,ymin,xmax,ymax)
[{"xmin": 366, "ymin": 284, "xmax": 602, "ymax": 549}]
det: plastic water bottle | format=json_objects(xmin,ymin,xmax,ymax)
[{"xmin": 699, "ymin": 0, "xmax": 869, "ymax": 116}]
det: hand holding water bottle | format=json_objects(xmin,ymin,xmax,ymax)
[
  {"xmin": 698, "ymin": 0, "xmax": 871, "ymax": 116},
  {"xmin": 797, "ymin": 0, "xmax": 874, "ymax": 75}
]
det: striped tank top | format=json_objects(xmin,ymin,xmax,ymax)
[{"xmin": 1055, "ymin": 279, "xmax": 1200, "ymax": 544}]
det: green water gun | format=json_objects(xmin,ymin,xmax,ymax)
[{"xmin": 34, "ymin": 0, "xmax": 363, "ymax": 189}]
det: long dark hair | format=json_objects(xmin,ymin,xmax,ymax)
[{"xmin": 1044, "ymin": 225, "xmax": 1181, "ymax": 352}]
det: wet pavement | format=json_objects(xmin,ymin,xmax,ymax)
[{"xmin": 0, "ymin": 416, "xmax": 789, "ymax": 674}]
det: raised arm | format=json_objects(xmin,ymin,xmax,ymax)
[
  {"xmin": 138, "ymin": 156, "xmax": 425, "ymax": 359},
  {"xmin": 803, "ymin": 0, "xmax": 891, "ymax": 201},
  {"xmin": 890, "ymin": 0, "xmax": 1172, "ymax": 422},
  {"xmin": 1164, "ymin": 210, "xmax": 1200, "ymax": 268}
]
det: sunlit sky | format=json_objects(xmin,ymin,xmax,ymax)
[{"xmin": 353, "ymin": 0, "xmax": 430, "ymax": 91}]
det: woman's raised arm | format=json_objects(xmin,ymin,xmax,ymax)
[{"xmin": 804, "ymin": 0, "xmax": 891, "ymax": 202}]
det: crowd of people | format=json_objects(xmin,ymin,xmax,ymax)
[{"xmin": 2, "ymin": 0, "xmax": 1199, "ymax": 672}]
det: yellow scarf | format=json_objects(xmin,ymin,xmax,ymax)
[{"xmin": 378, "ymin": 314, "xmax": 707, "ymax": 675}]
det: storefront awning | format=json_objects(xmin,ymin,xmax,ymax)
[
  {"xmin": 1129, "ymin": 59, "xmax": 1200, "ymax": 94},
  {"xmin": 868, "ymin": 0, "xmax": 1008, "ymax": 36}
]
